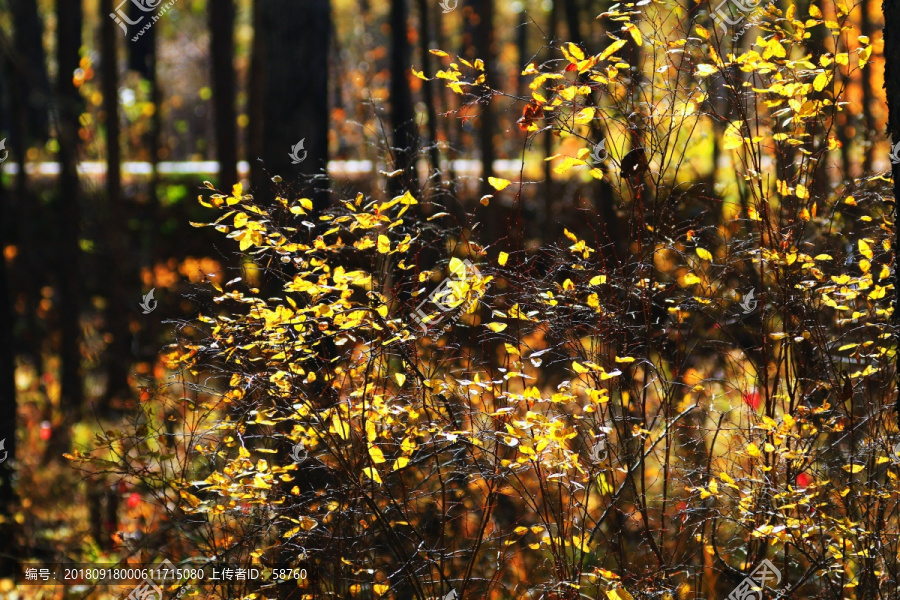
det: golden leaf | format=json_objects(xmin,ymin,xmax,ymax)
[{"xmin": 488, "ymin": 177, "xmax": 512, "ymax": 191}]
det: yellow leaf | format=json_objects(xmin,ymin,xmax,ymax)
[
  {"xmin": 723, "ymin": 121, "xmax": 743, "ymax": 150},
  {"xmin": 858, "ymin": 239, "xmax": 873, "ymax": 260},
  {"xmin": 695, "ymin": 64, "xmax": 718, "ymax": 78},
  {"xmin": 607, "ymin": 586, "xmax": 635, "ymax": 600},
  {"xmin": 813, "ymin": 72, "xmax": 831, "ymax": 92},
  {"xmin": 394, "ymin": 373, "xmax": 406, "ymax": 387},
  {"xmin": 234, "ymin": 212, "xmax": 248, "ymax": 228},
  {"xmin": 696, "ymin": 247, "xmax": 713, "ymax": 261},
  {"xmin": 331, "ymin": 413, "xmax": 350, "ymax": 440},
  {"xmin": 488, "ymin": 177, "xmax": 512, "ymax": 191},
  {"xmin": 796, "ymin": 184, "xmax": 809, "ymax": 200},
  {"xmin": 362, "ymin": 467, "xmax": 383, "ymax": 484},
  {"xmin": 488, "ymin": 322, "xmax": 508, "ymax": 332},
  {"xmin": 859, "ymin": 46, "xmax": 873, "ymax": 68},
  {"xmin": 843, "ymin": 464, "xmax": 864, "ymax": 473},
  {"xmin": 392, "ymin": 457, "xmax": 409, "ymax": 471},
  {"xmin": 498, "ymin": 251, "xmax": 509, "ymax": 266},
  {"xmin": 747, "ymin": 443, "xmax": 762, "ymax": 457},
  {"xmin": 623, "ymin": 23, "xmax": 642, "ymax": 46},
  {"xmin": 573, "ymin": 361, "xmax": 591, "ymax": 374},
  {"xmin": 589, "ymin": 274, "xmax": 607, "ymax": 285},
  {"xmin": 369, "ymin": 445, "xmax": 386, "ymax": 464},
  {"xmin": 554, "ymin": 156, "xmax": 584, "ymax": 175},
  {"xmin": 179, "ymin": 490, "xmax": 202, "ymax": 507},
  {"xmin": 574, "ymin": 107, "xmax": 595, "ymax": 124},
  {"xmin": 564, "ymin": 42, "xmax": 585, "ymax": 61},
  {"xmin": 598, "ymin": 39, "xmax": 628, "ymax": 62},
  {"xmin": 377, "ymin": 235, "xmax": 391, "ymax": 254},
  {"xmin": 374, "ymin": 584, "xmax": 389, "ymax": 595},
  {"xmin": 763, "ymin": 38, "xmax": 786, "ymax": 59}
]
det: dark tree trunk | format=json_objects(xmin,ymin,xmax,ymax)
[
  {"xmin": 861, "ymin": 0, "xmax": 876, "ymax": 174},
  {"xmin": 389, "ymin": 0, "xmax": 419, "ymax": 196},
  {"xmin": 9, "ymin": 0, "xmax": 51, "ymax": 142},
  {"xmin": 0, "ymin": 117, "xmax": 18, "ymax": 582},
  {"xmin": 258, "ymin": 0, "xmax": 331, "ymax": 209},
  {"xmin": 100, "ymin": 0, "xmax": 131, "ymax": 413},
  {"xmin": 542, "ymin": 0, "xmax": 558, "ymax": 234},
  {"xmin": 564, "ymin": 0, "xmax": 581, "ymax": 45},
  {"xmin": 884, "ymin": 0, "xmax": 900, "ymax": 427},
  {"xmin": 5, "ymin": 1, "xmax": 48, "ymax": 366},
  {"xmin": 416, "ymin": 0, "xmax": 440, "ymax": 179},
  {"xmin": 128, "ymin": 0, "xmax": 161, "ymax": 205},
  {"xmin": 210, "ymin": 0, "xmax": 239, "ymax": 191},
  {"xmin": 471, "ymin": 0, "xmax": 496, "ymax": 199},
  {"xmin": 43, "ymin": 0, "xmax": 85, "ymax": 464},
  {"xmin": 248, "ymin": 0, "xmax": 266, "ymax": 192},
  {"xmin": 515, "ymin": 6, "xmax": 528, "ymax": 98}
]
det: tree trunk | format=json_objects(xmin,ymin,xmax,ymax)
[
  {"xmin": 9, "ymin": 0, "xmax": 51, "ymax": 142},
  {"xmin": 472, "ymin": 0, "xmax": 495, "ymax": 199},
  {"xmin": 883, "ymin": 0, "xmax": 900, "ymax": 427},
  {"xmin": 389, "ymin": 0, "xmax": 419, "ymax": 196},
  {"xmin": 210, "ymin": 0, "xmax": 238, "ymax": 191},
  {"xmin": 100, "ymin": 0, "xmax": 131, "ymax": 413},
  {"xmin": 259, "ymin": 0, "xmax": 331, "ymax": 210},
  {"xmin": 861, "ymin": 0, "xmax": 876, "ymax": 173},
  {"xmin": 43, "ymin": 0, "xmax": 85, "ymax": 464},
  {"xmin": 248, "ymin": 0, "xmax": 266, "ymax": 192},
  {"xmin": 0, "ymin": 117, "xmax": 18, "ymax": 581},
  {"xmin": 542, "ymin": 0, "xmax": 558, "ymax": 236},
  {"xmin": 416, "ymin": 0, "xmax": 440, "ymax": 179}
]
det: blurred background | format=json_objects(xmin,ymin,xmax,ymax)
[{"xmin": 0, "ymin": 0, "xmax": 891, "ymax": 594}]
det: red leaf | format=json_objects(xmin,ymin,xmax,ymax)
[{"xmin": 742, "ymin": 391, "xmax": 760, "ymax": 410}]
